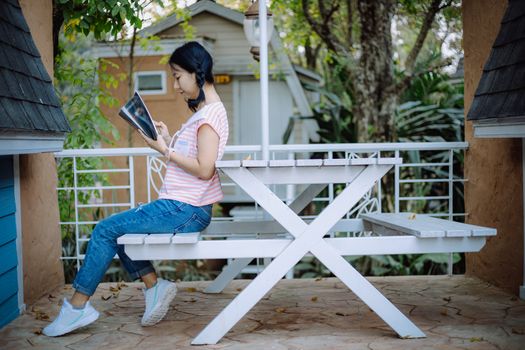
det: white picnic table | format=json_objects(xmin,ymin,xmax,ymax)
[{"xmin": 119, "ymin": 155, "xmax": 496, "ymax": 344}]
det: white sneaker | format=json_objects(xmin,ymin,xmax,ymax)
[
  {"xmin": 141, "ymin": 278, "xmax": 177, "ymax": 326},
  {"xmin": 43, "ymin": 299, "xmax": 99, "ymax": 337}
]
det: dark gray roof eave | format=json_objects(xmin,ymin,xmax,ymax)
[
  {"xmin": 467, "ymin": 0, "xmax": 525, "ymax": 122},
  {"xmin": 0, "ymin": 0, "xmax": 71, "ymax": 134}
]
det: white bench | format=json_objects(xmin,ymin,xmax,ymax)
[
  {"xmin": 360, "ymin": 212, "xmax": 497, "ymax": 238},
  {"xmin": 117, "ymin": 212, "xmax": 496, "ymax": 293},
  {"xmin": 116, "ymin": 158, "xmax": 497, "ymax": 344},
  {"xmin": 118, "ymin": 231, "xmax": 200, "ymax": 245},
  {"xmin": 118, "ymin": 214, "xmax": 496, "ymax": 262}
]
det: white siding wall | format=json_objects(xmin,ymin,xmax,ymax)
[
  {"xmin": 156, "ymin": 12, "xmax": 315, "ymax": 148},
  {"xmin": 215, "ymin": 80, "xmax": 234, "ymax": 143},
  {"xmin": 160, "ymin": 13, "xmax": 257, "ymax": 75}
]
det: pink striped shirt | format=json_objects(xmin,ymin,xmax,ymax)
[{"xmin": 158, "ymin": 102, "xmax": 229, "ymax": 206}]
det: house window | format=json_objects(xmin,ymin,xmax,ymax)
[{"xmin": 134, "ymin": 71, "xmax": 166, "ymax": 95}]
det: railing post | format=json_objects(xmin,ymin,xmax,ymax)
[
  {"xmin": 259, "ymin": 0, "xmax": 269, "ymax": 161},
  {"xmin": 448, "ymin": 149, "xmax": 454, "ymax": 221},
  {"xmin": 521, "ymin": 140, "xmax": 525, "ymax": 299},
  {"xmin": 394, "ymin": 150, "xmax": 400, "ymax": 214},
  {"xmin": 129, "ymin": 155, "xmax": 135, "ymax": 208},
  {"xmin": 146, "ymin": 156, "xmax": 151, "ymax": 203},
  {"xmin": 447, "ymin": 149, "xmax": 454, "ymax": 276},
  {"xmin": 73, "ymin": 156, "xmax": 80, "ymax": 271}
]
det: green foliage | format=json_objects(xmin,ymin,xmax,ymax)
[
  {"xmin": 271, "ymin": 0, "xmax": 325, "ymax": 68},
  {"xmin": 271, "ymin": 0, "xmax": 462, "ymax": 141},
  {"xmin": 345, "ymin": 253, "xmax": 461, "ymax": 276},
  {"xmin": 311, "ymin": 89, "xmax": 356, "ymax": 144},
  {"xmin": 53, "ymin": 0, "xmax": 202, "ymax": 282},
  {"xmin": 54, "ymin": 32, "xmax": 123, "ymax": 282},
  {"xmin": 396, "ymin": 0, "xmax": 462, "ymax": 66},
  {"xmin": 395, "ymin": 71, "xmax": 464, "ymax": 215},
  {"xmin": 171, "ymin": 7, "xmax": 196, "ymax": 40},
  {"xmin": 295, "ymin": 252, "xmax": 461, "ymax": 278},
  {"xmin": 56, "ymin": 0, "xmax": 163, "ymax": 39},
  {"xmin": 396, "ymin": 102, "xmax": 463, "ymax": 142}
]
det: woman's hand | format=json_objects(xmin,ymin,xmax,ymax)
[
  {"xmin": 154, "ymin": 121, "xmax": 171, "ymax": 145},
  {"xmin": 139, "ymin": 130, "xmax": 168, "ymax": 155}
]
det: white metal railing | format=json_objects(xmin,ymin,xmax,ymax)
[{"xmin": 55, "ymin": 142, "xmax": 468, "ymax": 275}]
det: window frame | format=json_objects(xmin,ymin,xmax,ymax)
[{"xmin": 133, "ymin": 70, "xmax": 167, "ymax": 95}]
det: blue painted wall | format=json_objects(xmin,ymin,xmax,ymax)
[{"xmin": 0, "ymin": 155, "xmax": 19, "ymax": 329}]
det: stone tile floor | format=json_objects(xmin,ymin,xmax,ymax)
[{"xmin": 1, "ymin": 275, "xmax": 524, "ymax": 350}]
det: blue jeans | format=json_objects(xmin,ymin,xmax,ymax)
[{"xmin": 73, "ymin": 199, "xmax": 212, "ymax": 296}]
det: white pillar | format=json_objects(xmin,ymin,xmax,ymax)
[
  {"xmin": 259, "ymin": 0, "xmax": 269, "ymax": 161},
  {"xmin": 521, "ymin": 139, "xmax": 525, "ymax": 299},
  {"xmin": 13, "ymin": 155, "xmax": 25, "ymax": 314}
]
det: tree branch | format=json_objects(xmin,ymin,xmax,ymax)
[
  {"xmin": 396, "ymin": 57, "xmax": 454, "ymax": 95},
  {"xmin": 403, "ymin": 0, "xmax": 446, "ymax": 75},
  {"xmin": 345, "ymin": 0, "xmax": 354, "ymax": 48},
  {"xmin": 301, "ymin": 0, "xmax": 348, "ymax": 55}
]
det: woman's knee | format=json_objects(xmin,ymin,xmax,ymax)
[{"xmin": 91, "ymin": 218, "xmax": 117, "ymax": 241}]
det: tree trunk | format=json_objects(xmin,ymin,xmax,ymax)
[
  {"xmin": 299, "ymin": 0, "xmax": 447, "ymax": 142},
  {"xmin": 353, "ymin": 0, "xmax": 396, "ymax": 142},
  {"xmin": 304, "ymin": 37, "xmax": 320, "ymax": 71},
  {"xmin": 126, "ymin": 27, "xmax": 138, "ymax": 147},
  {"xmin": 52, "ymin": 1, "xmax": 64, "ymax": 61}
]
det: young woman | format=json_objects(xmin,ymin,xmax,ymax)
[{"xmin": 44, "ymin": 41, "xmax": 229, "ymax": 337}]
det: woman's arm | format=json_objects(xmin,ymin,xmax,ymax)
[
  {"xmin": 168, "ymin": 125, "xmax": 219, "ymax": 180},
  {"xmin": 140, "ymin": 124, "xmax": 219, "ymax": 180}
]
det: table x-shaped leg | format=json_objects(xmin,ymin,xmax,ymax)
[
  {"xmin": 192, "ymin": 165, "xmax": 425, "ymax": 344},
  {"xmin": 204, "ymin": 183, "xmax": 327, "ymax": 294}
]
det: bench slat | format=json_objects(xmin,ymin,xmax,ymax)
[
  {"xmin": 362, "ymin": 213, "xmax": 445, "ymax": 237},
  {"xmin": 172, "ymin": 232, "xmax": 200, "ymax": 244},
  {"xmin": 296, "ymin": 159, "xmax": 323, "ymax": 167},
  {"xmin": 216, "ymin": 160, "xmax": 241, "ymax": 168},
  {"xmin": 269, "ymin": 159, "xmax": 295, "ymax": 167},
  {"xmin": 361, "ymin": 213, "xmax": 496, "ymax": 238},
  {"xmin": 323, "ymin": 159, "xmax": 349, "ymax": 166},
  {"xmin": 420, "ymin": 216, "xmax": 496, "ymax": 237},
  {"xmin": 378, "ymin": 157, "xmax": 403, "ymax": 165},
  {"xmin": 348, "ymin": 158, "xmax": 377, "ymax": 165},
  {"xmin": 144, "ymin": 234, "xmax": 173, "ymax": 244},
  {"xmin": 119, "ymin": 220, "xmax": 365, "ymax": 248},
  {"xmin": 202, "ymin": 218, "xmax": 364, "ymax": 235},
  {"xmin": 117, "ymin": 234, "xmax": 148, "ymax": 245},
  {"xmin": 242, "ymin": 160, "xmax": 268, "ymax": 167}
]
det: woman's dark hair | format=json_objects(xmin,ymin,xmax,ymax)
[{"xmin": 169, "ymin": 41, "xmax": 214, "ymax": 111}]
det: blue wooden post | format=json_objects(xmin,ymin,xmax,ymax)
[{"xmin": 0, "ymin": 155, "xmax": 20, "ymax": 329}]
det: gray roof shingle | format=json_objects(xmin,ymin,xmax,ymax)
[
  {"xmin": 0, "ymin": 0, "xmax": 70, "ymax": 133},
  {"xmin": 467, "ymin": 0, "xmax": 525, "ymax": 122}
]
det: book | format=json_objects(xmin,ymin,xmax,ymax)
[{"xmin": 118, "ymin": 91, "xmax": 158, "ymax": 140}]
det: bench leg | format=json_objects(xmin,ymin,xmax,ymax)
[
  {"xmin": 191, "ymin": 228, "xmax": 316, "ymax": 345},
  {"xmin": 204, "ymin": 258, "xmax": 253, "ymax": 294},
  {"xmin": 288, "ymin": 183, "xmax": 326, "ymax": 213},
  {"xmin": 311, "ymin": 243, "xmax": 426, "ymax": 338}
]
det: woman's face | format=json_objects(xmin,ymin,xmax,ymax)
[{"xmin": 171, "ymin": 64, "xmax": 199, "ymax": 101}]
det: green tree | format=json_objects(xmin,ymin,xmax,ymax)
[
  {"xmin": 271, "ymin": 0, "xmax": 461, "ymax": 142},
  {"xmin": 52, "ymin": 0, "xmax": 159, "ymax": 278},
  {"xmin": 52, "ymin": 0, "xmax": 162, "ymax": 57},
  {"xmin": 54, "ymin": 31, "xmax": 124, "ymax": 281}
]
